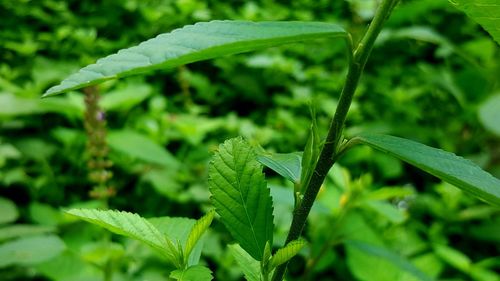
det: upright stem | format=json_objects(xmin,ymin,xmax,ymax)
[{"xmin": 271, "ymin": 1, "xmax": 398, "ymax": 280}]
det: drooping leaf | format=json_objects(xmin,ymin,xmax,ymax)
[
  {"xmin": 209, "ymin": 137, "xmax": 274, "ymax": 261},
  {"xmin": 355, "ymin": 134, "xmax": 500, "ymax": 206},
  {"xmin": 0, "ymin": 197, "xmax": 18, "ymax": 224},
  {"xmin": 228, "ymin": 244, "xmax": 261, "ymax": 281},
  {"xmin": 66, "ymin": 209, "xmax": 177, "ymax": 263},
  {"xmin": 449, "ymin": 0, "xmax": 500, "ymax": 45},
  {"xmin": 0, "ymin": 235, "xmax": 66, "ymax": 268},
  {"xmin": 257, "ymin": 152, "xmax": 302, "ymax": 184},
  {"xmin": 170, "ymin": 265, "xmax": 213, "ymax": 281},
  {"xmin": 43, "ymin": 21, "xmax": 347, "ymax": 97},
  {"xmin": 269, "ymin": 239, "xmax": 306, "ymax": 270},
  {"xmin": 184, "ymin": 210, "xmax": 215, "ymax": 265},
  {"xmin": 346, "ymin": 240, "xmax": 434, "ymax": 281},
  {"xmin": 107, "ymin": 130, "xmax": 179, "ymax": 168}
]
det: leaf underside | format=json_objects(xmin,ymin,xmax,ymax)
[
  {"xmin": 209, "ymin": 137, "xmax": 274, "ymax": 261},
  {"xmin": 356, "ymin": 134, "xmax": 500, "ymax": 206},
  {"xmin": 450, "ymin": 0, "xmax": 500, "ymax": 45},
  {"xmin": 66, "ymin": 209, "xmax": 175, "ymax": 261},
  {"xmin": 257, "ymin": 152, "xmax": 302, "ymax": 183},
  {"xmin": 43, "ymin": 20, "xmax": 346, "ymax": 97}
]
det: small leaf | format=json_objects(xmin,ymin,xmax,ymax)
[
  {"xmin": 269, "ymin": 239, "xmax": 306, "ymax": 270},
  {"xmin": 66, "ymin": 209, "xmax": 177, "ymax": 263},
  {"xmin": 170, "ymin": 265, "xmax": 213, "ymax": 281},
  {"xmin": 257, "ymin": 152, "xmax": 302, "ymax": 183},
  {"xmin": 300, "ymin": 106, "xmax": 321, "ymax": 193},
  {"xmin": 346, "ymin": 240, "xmax": 434, "ymax": 281},
  {"xmin": 228, "ymin": 244, "xmax": 261, "ymax": 281},
  {"xmin": 43, "ymin": 21, "xmax": 347, "ymax": 97},
  {"xmin": 479, "ymin": 94, "xmax": 500, "ymax": 136},
  {"xmin": 434, "ymin": 244, "xmax": 471, "ymax": 273},
  {"xmin": 209, "ymin": 137, "xmax": 274, "ymax": 261},
  {"xmin": 0, "ymin": 197, "xmax": 18, "ymax": 224},
  {"xmin": 356, "ymin": 134, "xmax": 500, "ymax": 206},
  {"xmin": 449, "ymin": 0, "xmax": 500, "ymax": 45},
  {"xmin": 184, "ymin": 210, "xmax": 215, "ymax": 265},
  {"xmin": 0, "ymin": 235, "xmax": 66, "ymax": 268}
]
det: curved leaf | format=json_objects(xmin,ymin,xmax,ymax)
[
  {"xmin": 269, "ymin": 239, "xmax": 306, "ymax": 270},
  {"xmin": 450, "ymin": 0, "xmax": 500, "ymax": 45},
  {"xmin": 43, "ymin": 21, "xmax": 346, "ymax": 97},
  {"xmin": 184, "ymin": 210, "xmax": 215, "ymax": 265},
  {"xmin": 257, "ymin": 152, "xmax": 302, "ymax": 183},
  {"xmin": 228, "ymin": 244, "xmax": 261, "ymax": 281},
  {"xmin": 356, "ymin": 134, "xmax": 500, "ymax": 206},
  {"xmin": 209, "ymin": 137, "xmax": 274, "ymax": 261},
  {"xmin": 66, "ymin": 209, "xmax": 177, "ymax": 263}
]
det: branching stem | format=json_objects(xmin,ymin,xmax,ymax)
[{"xmin": 271, "ymin": 1, "xmax": 399, "ymax": 280}]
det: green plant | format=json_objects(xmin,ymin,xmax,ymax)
[{"xmin": 41, "ymin": 0, "xmax": 500, "ymax": 280}]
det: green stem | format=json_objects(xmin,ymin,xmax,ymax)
[{"xmin": 271, "ymin": 1, "xmax": 398, "ymax": 280}]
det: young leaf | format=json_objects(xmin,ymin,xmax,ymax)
[
  {"xmin": 449, "ymin": 0, "xmax": 500, "ymax": 45},
  {"xmin": 300, "ymin": 106, "xmax": 321, "ymax": 193},
  {"xmin": 209, "ymin": 137, "xmax": 274, "ymax": 261},
  {"xmin": 355, "ymin": 134, "xmax": 500, "ymax": 206},
  {"xmin": 346, "ymin": 240, "xmax": 434, "ymax": 281},
  {"xmin": 43, "ymin": 21, "xmax": 346, "ymax": 97},
  {"xmin": 170, "ymin": 265, "xmax": 213, "ymax": 281},
  {"xmin": 228, "ymin": 244, "xmax": 261, "ymax": 281},
  {"xmin": 269, "ymin": 239, "xmax": 306, "ymax": 270},
  {"xmin": 66, "ymin": 209, "xmax": 177, "ymax": 263},
  {"xmin": 257, "ymin": 152, "xmax": 302, "ymax": 184},
  {"xmin": 184, "ymin": 210, "xmax": 215, "ymax": 265}
]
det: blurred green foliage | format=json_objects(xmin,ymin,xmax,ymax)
[{"xmin": 0, "ymin": 0, "xmax": 499, "ymax": 280}]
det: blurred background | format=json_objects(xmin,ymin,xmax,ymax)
[{"xmin": 1, "ymin": 0, "xmax": 499, "ymax": 280}]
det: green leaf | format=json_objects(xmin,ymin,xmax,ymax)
[
  {"xmin": 346, "ymin": 240, "xmax": 434, "ymax": 281},
  {"xmin": 0, "ymin": 197, "xmax": 18, "ymax": 224},
  {"xmin": 434, "ymin": 244, "xmax": 471, "ymax": 273},
  {"xmin": 269, "ymin": 239, "xmax": 306, "ymax": 270},
  {"xmin": 450, "ymin": 0, "xmax": 500, "ymax": 45},
  {"xmin": 355, "ymin": 134, "xmax": 500, "ymax": 206},
  {"xmin": 0, "ymin": 235, "xmax": 66, "ymax": 268},
  {"xmin": 43, "ymin": 21, "xmax": 346, "ymax": 97},
  {"xmin": 228, "ymin": 244, "xmax": 261, "ymax": 281},
  {"xmin": 107, "ymin": 130, "xmax": 179, "ymax": 168},
  {"xmin": 0, "ymin": 224, "xmax": 55, "ymax": 242},
  {"xmin": 184, "ymin": 210, "xmax": 215, "ymax": 265},
  {"xmin": 148, "ymin": 216, "xmax": 204, "ymax": 266},
  {"xmin": 170, "ymin": 265, "xmax": 213, "ymax": 281},
  {"xmin": 209, "ymin": 137, "xmax": 274, "ymax": 261},
  {"xmin": 479, "ymin": 94, "xmax": 500, "ymax": 136},
  {"xmin": 257, "ymin": 152, "xmax": 302, "ymax": 183},
  {"xmin": 66, "ymin": 209, "xmax": 177, "ymax": 263}
]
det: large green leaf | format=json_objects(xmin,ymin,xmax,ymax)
[
  {"xmin": 450, "ymin": 0, "xmax": 500, "ymax": 45},
  {"xmin": 356, "ymin": 134, "xmax": 500, "ymax": 206},
  {"xmin": 43, "ymin": 21, "xmax": 346, "ymax": 97},
  {"xmin": 209, "ymin": 137, "xmax": 274, "ymax": 261},
  {"xmin": 66, "ymin": 209, "xmax": 177, "ymax": 263}
]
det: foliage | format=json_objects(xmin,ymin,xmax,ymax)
[{"xmin": 1, "ymin": 0, "xmax": 499, "ymax": 280}]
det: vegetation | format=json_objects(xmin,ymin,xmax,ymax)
[{"xmin": 1, "ymin": 0, "xmax": 499, "ymax": 280}]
